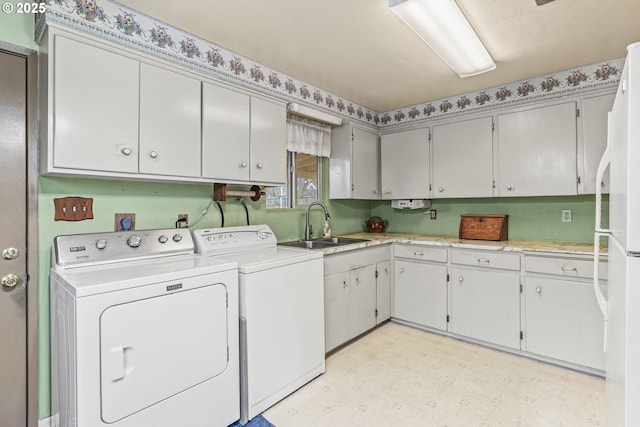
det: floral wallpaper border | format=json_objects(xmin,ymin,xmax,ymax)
[{"xmin": 40, "ymin": 0, "xmax": 624, "ymax": 130}]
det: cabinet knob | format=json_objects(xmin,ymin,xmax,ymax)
[
  {"xmin": 256, "ymin": 163, "xmax": 263, "ymax": 169},
  {"xmin": 343, "ymin": 280, "xmax": 348, "ymax": 288},
  {"xmin": 372, "ymin": 190, "xmax": 378, "ymax": 194},
  {"xmin": 506, "ymin": 185, "xmax": 514, "ymax": 191},
  {"xmin": 120, "ymin": 147, "xmax": 132, "ymax": 156},
  {"xmin": 239, "ymin": 161, "xmax": 247, "ymax": 168},
  {"xmin": 438, "ymin": 187, "xmax": 444, "ymax": 193},
  {"xmin": 384, "ymin": 268, "xmax": 389, "ymax": 273},
  {"xmin": 535, "ymin": 286, "xmax": 542, "ymax": 294},
  {"xmin": 356, "ymin": 277, "xmax": 361, "ymax": 283},
  {"xmin": 458, "ymin": 276, "xmax": 464, "ymax": 283},
  {"xmin": 399, "ymin": 267, "xmax": 404, "ymax": 274},
  {"xmin": 385, "ymin": 190, "xmax": 392, "ymax": 195},
  {"xmin": 149, "ymin": 151, "xmax": 158, "ymax": 159}
]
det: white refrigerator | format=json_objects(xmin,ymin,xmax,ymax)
[{"xmin": 594, "ymin": 41, "xmax": 640, "ymax": 427}]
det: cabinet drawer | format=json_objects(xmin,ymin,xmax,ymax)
[
  {"xmin": 394, "ymin": 244, "xmax": 447, "ymax": 263},
  {"xmin": 451, "ymin": 249, "xmax": 520, "ymax": 271},
  {"xmin": 525, "ymin": 255, "xmax": 608, "ymax": 280}
]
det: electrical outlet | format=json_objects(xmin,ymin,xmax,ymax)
[
  {"xmin": 430, "ymin": 209, "xmax": 437, "ymax": 220},
  {"xmin": 115, "ymin": 213, "xmax": 136, "ymax": 231},
  {"xmin": 54, "ymin": 197, "xmax": 94, "ymax": 221},
  {"xmin": 562, "ymin": 209, "xmax": 572, "ymax": 223},
  {"xmin": 176, "ymin": 214, "xmax": 189, "ymax": 228}
]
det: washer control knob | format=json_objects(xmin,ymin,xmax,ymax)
[
  {"xmin": 127, "ymin": 235, "xmax": 142, "ymax": 248},
  {"xmin": 95, "ymin": 239, "xmax": 108, "ymax": 250},
  {"xmin": 158, "ymin": 235, "xmax": 169, "ymax": 244},
  {"xmin": 173, "ymin": 234, "xmax": 183, "ymax": 242}
]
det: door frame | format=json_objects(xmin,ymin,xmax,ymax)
[{"xmin": 0, "ymin": 40, "xmax": 39, "ymax": 427}]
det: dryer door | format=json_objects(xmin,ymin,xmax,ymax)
[{"xmin": 100, "ymin": 283, "xmax": 229, "ymax": 423}]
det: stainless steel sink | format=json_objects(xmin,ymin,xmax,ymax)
[{"xmin": 279, "ymin": 236, "xmax": 369, "ymax": 249}]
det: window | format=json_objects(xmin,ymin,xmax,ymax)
[
  {"xmin": 266, "ymin": 112, "xmax": 331, "ymax": 209},
  {"xmin": 266, "ymin": 151, "xmax": 321, "ymax": 209}
]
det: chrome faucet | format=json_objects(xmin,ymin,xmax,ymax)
[{"xmin": 305, "ymin": 202, "xmax": 330, "ymax": 241}]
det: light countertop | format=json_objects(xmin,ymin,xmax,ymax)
[{"xmin": 319, "ymin": 232, "xmax": 604, "ymax": 257}]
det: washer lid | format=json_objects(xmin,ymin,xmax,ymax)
[{"xmin": 218, "ymin": 246, "xmax": 322, "ymax": 274}]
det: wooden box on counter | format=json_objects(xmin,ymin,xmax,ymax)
[{"xmin": 459, "ymin": 214, "xmax": 508, "ymax": 241}]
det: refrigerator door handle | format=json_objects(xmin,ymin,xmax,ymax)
[{"xmin": 593, "ymin": 141, "xmax": 611, "ymax": 351}]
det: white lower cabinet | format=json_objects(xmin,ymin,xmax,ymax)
[
  {"xmin": 523, "ymin": 254, "xmax": 607, "ymax": 370},
  {"xmin": 324, "ymin": 246, "xmax": 390, "ymax": 352},
  {"xmin": 449, "ymin": 249, "xmax": 521, "ymax": 349},
  {"xmin": 394, "ymin": 260, "xmax": 447, "ymax": 330}
]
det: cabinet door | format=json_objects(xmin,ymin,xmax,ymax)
[
  {"xmin": 250, "ymin": 97, "xmax": 286, "ymax": 184},
  {"xmin": 450, "ymin": 267, "xmax": 520, "ymax": 349},
  {"xmin": 350, "ymin": 265, "xmax": 377, "ymax": 338},
  {"xmin": 351, "ymin": 128, "xmax": 380, "ymax": 199},
  {"xmin": 432, "ymin": 117, "xmax": 493, "ymax": 198},
  {"xmin": 376, "ymin": 261, "xmax": 391, "ymax": 324},
  {"xmin": 496, "ymin": 102, "xmax": 577, "ymax": 196},
  {"xmin": 53, "ymin": 35, "xmax": 139, "ymax": 173},
  {"xmin": 139, "ymin": 63, "xmax": 201, "ymax": 177},
  {"xmin": 202, "ymin": 82, "xmax": 250, "ymax": 181},
  {"xmin": 394, "ymin": 260, "xmax": 447, "ymax": 330},
  {"xmin": 524, "ymin": 277, "xmax": 606, "ymax": 370},
  {"xmin": 579, "ymin": 93, "xmax": 615, "ymax": 194},
  {"xmin": 324, "ymin": 272, "xmax": 351, "ymax": 352},
  {"xmin": 380, "ymin": 128, "xmax": 430, "ymax": 199}
]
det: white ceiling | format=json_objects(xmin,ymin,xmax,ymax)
[{"xmin": 118, "ymin": 0, "xmax": 640, "ymax": 112}]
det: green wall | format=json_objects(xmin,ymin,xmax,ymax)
[
  {"xmin": 371, "ymin": 195, "xmax": 607, "ymax": 243},
  {"xmin": 0, "ymin": 2, "xmax": 37, "ymax": 50}
]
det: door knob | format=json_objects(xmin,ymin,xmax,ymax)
[
  {"xmin": 1, "ymin": 273, "xmax": 20, "ymax": 289},
  {"xmin": 2, "ymin": 247, "xmax": 19, "ymax": 260}
]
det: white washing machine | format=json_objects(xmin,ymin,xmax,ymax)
[
  {"xmin": 192, "ymin": 225, "xmax": 325, "ymax": 424},
  {"xmin": 50, "ymin": 228, "xmax": 239, "ymax": 427}
]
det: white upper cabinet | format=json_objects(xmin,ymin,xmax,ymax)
[
  {"xmin": 495, "ymin": 102, "xmax": 578, "ymax": 197},
  {"xmin": 202, "ymin": 83, "xmax": 285, "ymax": 185},
  {"xmin": 51, "ymin": 34, "xmax": 140, "ymax": 174},
  {"xmin": 380, "ymin": 128, "xmax": 430, "ymax": 200},
  {"xmin": 202, "ymin": 82, "xmax": 251, "ymax": 181},
  {"xmin": 249, "ymin": 97, "xmax": 287, "ymax": 184},
  {"xmin": 578, "ymin": 93, "xmax": 615, "ymax": 194},
  {"xmin": 139, "ymin": 63, "xmax": 201, "ymax": 178},
  {"xmin": 330, "ymin": 124, "xmax": 380, "ymax": 199},
  {"xmin": 432, "ymin": 117, "xmax": 493, "ymax": 198}
]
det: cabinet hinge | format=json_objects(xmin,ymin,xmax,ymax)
[
  {"xmin": 375, "ymin": 308, "xmax": 379, "ymax": 317},
  {"xmin": 576, "ymin": 108, "xmax": 580, "ymax": 118},
  {"xmin": 429, "ymin": 132, "xmax": 432, "ymax": 141},
  {"xmin": 446, "ymin": 273, "xmax": 450, "ymax": 282},
  {"xmin": 429, "ymin": 183, "xmax": 432, "ymax": 191},
  {"xmin": 375, "ymin": 270, "xmax": 379, "ymax": 278},
  {"xmin": 577, "ymin": 176, "xmax": 581, "ymax": 185},
  {"xmin": 520, "ymin": 331, "xmax": 524, "ymax": 340},
  {"xmin": 446, "ymin": 314, "xmax": 450, "ymax": 323},
  {"xmin": 492, "ymin": 122, "xmax": 495, "ymax": 132},
  {"xmin": 519, "ymin": 284, "xmax": 523, "ymax": 293},
  {"xmin": 492, "ymin": 180, "xmax": 496, "ymax": 189}
]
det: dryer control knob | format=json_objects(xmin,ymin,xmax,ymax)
[
  {"xmin": 127, "ymin": 235, "xmax": 142, "ymax": 248},
  {"xmin": 172, "ymin": 234, "xmax": 183, "ymax": 242},
  {"xmin": 95, "ymin": 239, "xmax": 108, "ymax": 250},
  {"xmin": 158, "ymin": 235, "xmax": 169, "ymax": 244}
]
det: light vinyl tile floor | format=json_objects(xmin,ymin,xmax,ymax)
[{"xmin": 264, "ymin": 322, "xmax": 604, "ymax": 427}]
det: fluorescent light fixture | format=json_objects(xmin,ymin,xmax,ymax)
[
  {"xmin": 390, "ymin": 0, "xmax": 496, "ymax": 77},
  {"xmin": 287, "ymin": 103, "xmax": 342, "ymax": 126}
]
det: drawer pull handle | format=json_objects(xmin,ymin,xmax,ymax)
[
  {"xmin": 561, "ymin": 266, "xmax": 578, "ymax": 272},
  {"xmin": 477, "ymin": 258, "xmax": 490, "ymax": 264},
  {"xmin": 413, "ymin": 252, "xmax": 424, "ymax": 257}
]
